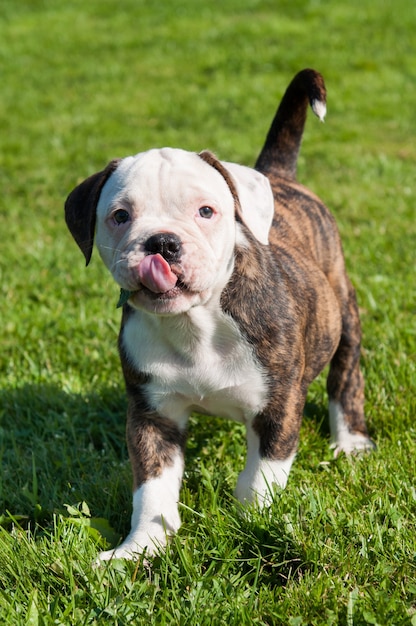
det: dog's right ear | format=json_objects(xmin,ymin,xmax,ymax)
[
  {"xmin": 198, "ymin": 151, "xmax": 274, "ymax": 245},
  {"xmin": 65, "ymin": 159, "xmax": 121, "ymax": 265}
]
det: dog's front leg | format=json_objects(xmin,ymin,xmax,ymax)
[
  {"xmin": 235, "ymin": 402, "xmax": 301, "ymax": 507},
  {"xmin": 98, "ymin": 400, "xmax": 187, "ymax": 561}
]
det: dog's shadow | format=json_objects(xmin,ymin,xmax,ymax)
[
  {"xmin": 0, "ymin": 383, "xmax": 129, "ymax": 527},
  {"xmin": 178, "ymin": 401, "xmax": 328, "ymax": 586},
  {"xmin": 303, "ymin": 399, "xmax": 330, "ymax": 436},
  {"xmin": 169, "ymin": 507, "xmax": 308, "ymax": 590}
]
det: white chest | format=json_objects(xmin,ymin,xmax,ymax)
[{"xmin": 121, "ymin": 306, "xmax": 268, "ymax": 425}]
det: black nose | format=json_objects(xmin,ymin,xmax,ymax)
[{"xmin": 144, "ymin": 232, "xmax": 182, "ymax": 263}]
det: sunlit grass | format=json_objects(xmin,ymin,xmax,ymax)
[{"xmin": 0, "ymin": 0, "xmax": 415, "ymax": 623}]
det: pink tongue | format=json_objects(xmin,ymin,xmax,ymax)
[{"xmin": 137, "ymin": 254, "xmax": 178, "ymax": 293}]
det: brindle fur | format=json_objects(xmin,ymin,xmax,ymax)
[
  {"xmin": 65, "ymin": 68, "xmax": 372, "ymax": 501},
  {"xmin": 249, "ymin": 70, "xmax": 369, "ymax": 458},
  {"xmin": 200, "ymin": 69, "xmax": 369, "ymax": 462},
  {"xmin": 255, "ymin": 68, "xmax": 327, "ymax": 180}
]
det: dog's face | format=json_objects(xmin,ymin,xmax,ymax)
[
  {"xmin": 97, "ymin": 148, "xmax": 238, "ymax": 315},
  {"xmin": 66, "ymin": 147, "xmax": 274, "ymax": 315}
]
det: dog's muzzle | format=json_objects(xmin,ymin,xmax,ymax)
[{"xmin": 137, "ymin": 232, "xmax": 182, "ymax": 294}]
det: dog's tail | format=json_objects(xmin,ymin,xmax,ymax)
[{"xmin": 255, "ymin": 69, "xmax": 326, "ymax": 181}]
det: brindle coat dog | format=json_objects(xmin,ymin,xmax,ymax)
[{"xmin": 65, "ymin": 69, "xmax": 374, "ymax": 561}]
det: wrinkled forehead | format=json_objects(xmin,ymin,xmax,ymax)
[{"xmin": 97, "ymin": 148, "xmax": 234, "ymax": 212}]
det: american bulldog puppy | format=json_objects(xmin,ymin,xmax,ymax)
[{"xmin": 65, "ymin": 69, "xmax": 374, "ymax": 560}]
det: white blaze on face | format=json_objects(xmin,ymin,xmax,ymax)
[{"xmin": 95, "ymin": 148, "xmax": 237, "ymax": 313}]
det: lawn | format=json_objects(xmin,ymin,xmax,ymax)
[{"xmin": 0, "ymin": 0, "xmax": 415, "ymax": 623}]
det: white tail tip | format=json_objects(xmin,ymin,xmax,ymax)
[{"xmin": 312, "ymin": 98, "xmax": 326, "ymax": 122}]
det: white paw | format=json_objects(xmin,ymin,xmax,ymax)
[
  {"xmin": 96, "ymin": 456, "xmax": 183, "ymax": 563},
  {"xmin": 97, "ymin": 545, "xmax": 141, "ymax": 563},
  {"xmin": 96, "ymin": 531, "xmax": 163, "ymax": 563},
  {"xmin": 329, "ymin": 400, "xmax": 375, "ymax": 457},
  {"xmin": 331, "ymin": 433, "xmax": 376, "ymax": 458},
  {"xmin": 235, "ymin": 452, "xmax": 296, "ymax": 507},
  {"xmin": 95, "ymin": 515, "xmax": 177, "ymax": 564}
]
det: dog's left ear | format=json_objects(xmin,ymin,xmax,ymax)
[
  {"xmin": 198, "ymin": 151, "xmax": 274, "ymax": 245},
  {"xmin": 65, "ymin": 159, "xmax": 121, "ymax": 265}
]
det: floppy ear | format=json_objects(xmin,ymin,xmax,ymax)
[
  {"xmin": 198, "ymin": 151, "xmax": 274, "ymax": 245},
  {"xmin": 64, "ymin": 159, "xmax": 121, "ymax": 265},
  {"xmin": 220, "ymin": 160, "xmax": 274, "ymax": 245}
]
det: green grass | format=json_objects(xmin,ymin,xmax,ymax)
[{"xmin": 0, "ymin": 0, "xmax": 415, "ymax": 623}]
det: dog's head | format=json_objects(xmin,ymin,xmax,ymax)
[{"xmin": 65, "ymin": 148, "xmax": 274, "ymax": 314}]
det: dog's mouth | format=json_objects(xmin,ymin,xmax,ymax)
[
  {"xmin": 117, "ymin": 254, "xmax": 190, "ymax": 308},
  {"xmin": 142, "ymin": 276, "xmax": 189, "ymax": 299},
  {"xmin": 137, "ymin": 253, "xmax": 179, "ymax": 294},
  {"xmin": 117, "ymin": 283, "xmax": 189, "ymax": 309}
]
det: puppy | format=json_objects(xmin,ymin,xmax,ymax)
[{"xmin": 65, "ymin": 69, "xmax": 374, "ymax": 561}]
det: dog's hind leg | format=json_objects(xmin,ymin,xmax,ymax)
[{"xmin": 326, "ymin": 279, "xmax": 375, "ymax": 456}]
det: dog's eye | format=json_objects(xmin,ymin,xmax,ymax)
[
  {"xmin": 113, "ymin": 209, "xmax": 130, "ymax": 225},
  {"xmin": 198, "ymin": 206, "xmax": 214, "ymax": 219}
]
